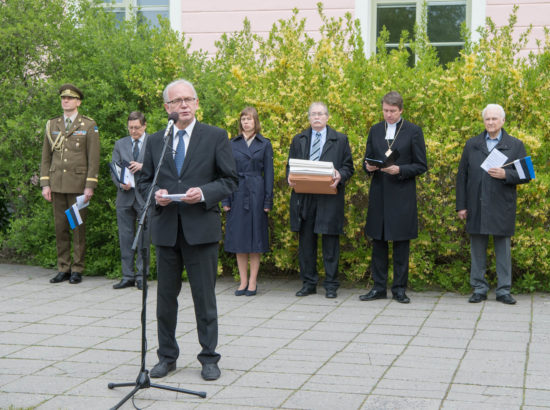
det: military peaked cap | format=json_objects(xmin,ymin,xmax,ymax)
[{"xmin": 59, "ymin": 83, "xmax": 83, "ymax": 100}]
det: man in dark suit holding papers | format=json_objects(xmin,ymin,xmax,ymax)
[
  {"xmin": 456, "ymin": 104, "xmax": 530, "ymax": 305},
  {"xmin": 111, "ymin": 111, "xmax": 149, "ymax": 290},
  {"xmin": 287, "ymin": 102, "xmax": 354, "ymax": 299},
  {"xmin": 359, "ymin": 91, "xmax": 427, "ymax": 304},
  {"xmin": 139, "ymin": 79, "xmax": 237, "ymax": 380}
]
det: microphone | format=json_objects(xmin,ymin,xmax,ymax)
[{"xmin": 163, "ymin": 112, "xmax": 179, "ymax": 140}]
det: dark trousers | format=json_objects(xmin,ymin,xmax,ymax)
[
  {"xmin": 298, "ymin": 197, "xmax": 340, "ymax": 291},
  {"xmin": 52, "ymin": 192, "xmax": 87, "ymax": 273},
  {"xmin": 116, "ymin": 202, "xmax": 150, "ymax": 281},
  {"xmin": 156, "ymin": 223, "xmax": 220, "ymax": 365},
  {"xmin": 371, "ymin": 239, "xmax": 410, "ymax": 295}
]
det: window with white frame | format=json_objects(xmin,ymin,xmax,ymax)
[
  {"xmin": 102, "ymin": 0, "xmax": 170, "ymax": 28},
  {"xmin": 372, "ymin": 0, "xmax": 468, "ymax": 65}
]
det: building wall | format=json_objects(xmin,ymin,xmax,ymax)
[
  {"xmin": 486, "ymin": 0, "xmax": 550, "ymax": 57},
  {"xmin": 181, "ymin": 0, "xmax": 355, "ymax": 56},
  {"xmin": 179, "ymin": 1, "xmax": 549, "ymax": 57}
]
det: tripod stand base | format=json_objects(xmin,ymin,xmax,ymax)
[{"xmin": 108, "ymin": 369, "xmax": 206, "ymax": 410}]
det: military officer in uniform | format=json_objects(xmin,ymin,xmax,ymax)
[{"xmin": 40, "ymin": 84, "xmax": 100, "ymax": 284}]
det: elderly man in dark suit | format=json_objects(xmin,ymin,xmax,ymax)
[
  {"xmin": 111, "ymin": 111, "xmax": 149, "ymax": 290},
  {"xmin": 139, "ymin": 79, "xmax": 237, "ymax": 380},
  {"xmin": 456, "ymin": 104, "xmax": 530, "ymax": 305},
  {"xmin": 287, "ymin": 102, "xmax": 354, "ymax": 299},
  {"xmin": 359, "ymin": 91, "xmax": 427, "ymax": 304}
]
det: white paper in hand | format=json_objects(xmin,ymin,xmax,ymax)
[{"xmin": 481, "ymin": 148, "xmax": 507, "ymax": 173}]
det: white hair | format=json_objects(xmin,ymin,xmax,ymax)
[
  {"xmin": 163, "ymin": 79, "xmax": 198, "ymax": 102},
  {"xmin": 482, "ymin": 104, "xmax": 505, "ymax": 120},
  {"xmin": 308, "ymin": 102, "xmax": 329, "ymax": 117}
]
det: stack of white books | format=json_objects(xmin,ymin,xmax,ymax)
[
  {"xmin": 288, "ymin": 159, "xmax": 336, "ymax": 194},
  {"xmin": 288, "ymin": 159, "xmax": 335, "ymax": 176}
]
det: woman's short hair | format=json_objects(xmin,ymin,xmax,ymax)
[{"xmin": 239, "ymin": 106, "xmax": 261, "ymax": 135}]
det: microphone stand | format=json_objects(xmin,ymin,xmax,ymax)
[{"xmin": 108, "ymin": 126, "xmax": 206, "ymax": 409}]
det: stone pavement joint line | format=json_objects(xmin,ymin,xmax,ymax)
[{"xmin": 0, "ymin": 264, "xmax": 549, "ymax": 409}]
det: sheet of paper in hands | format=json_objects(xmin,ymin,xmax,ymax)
[
  {"xmin": 76, "ymin": 194, "xmax": 89, "ymax": 209},
  {"xmin": 480, "ymin": 148, "xmax": 507, "ymax": 172},
  {"xmin": 161, "ymin": 194, "xmax": 187, "ymax": 200}
]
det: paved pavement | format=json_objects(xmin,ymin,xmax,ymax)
[{"xmin": 1, "ymin": 263, "xmax": 549, "ymax": 409}]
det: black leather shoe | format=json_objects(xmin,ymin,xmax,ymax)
[
  {"xmin": 50, "ymin": 272, "xmax": 70, "ymax": 283},
  {"xmin": 136, "ymin": 280, "xmax": 143, "ymax": 290},
  {"xmin": 326, "ymin": 289, "xmax": 337, "ymax": 299},
  {"xmin": 113, "ymin": 279, "xmax": 135, "ymax": 289},
  {"xmin": 201, "ymin": 363, "xmax": 221, "ymax": 381},
  {"xmin": 150, "ymin": 361, "xmax": 176, "ymax": 378},
  {"xmin": 496, "ymin": 294, "xmax": 517, "ymax": 305},
  {"xmin": 235, "ymin": 286, "xmax": 247, "ymax": 296},
  {"xmin": 359, "ymin": 289, "xmax": 387, "ymax": 301},
  {"xmin": 245, "ymin": 286, "xmax": 257, "ymax": 296},
  {"xmin": 69, "ymin": 272, "xmax": 82, "ymax": 284},
  {"xmin": 468, "ymin": 293, "xmax": 487, "ymax": 303},
  {"xmin": 296, "ymin": 286, "xmax": 316, "ymax": 297},
  {"xmin": 393, "ymin": 292, "xmax": 410, "ymax": 304}
]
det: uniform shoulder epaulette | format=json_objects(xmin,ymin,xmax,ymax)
[
  {"xmin": 50, "ymin": 115, "xmax": 63, "ymax": 122},
  {"xmin": 81, "ymin": 115, "xmax": 96, "ymax": 122}
]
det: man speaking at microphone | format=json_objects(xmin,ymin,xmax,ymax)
[{"xmin": 139, "ymin": 79, "xmax": 237, "ymax": 380}]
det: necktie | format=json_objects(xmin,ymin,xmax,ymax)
[
  {"xmin": 132, "ymin": 139, "xmax": 140, "ymax": 161},
  {"xmin": 174, "ymin": 130, "xmax": 186, "ymax": 174},
  {"xmin": 310, "ymin": 132, "xmax": 321, "ymax": 161},
  {"xmin": 65, "ymin": 118, "xmax": 72, "ymax": 130}
]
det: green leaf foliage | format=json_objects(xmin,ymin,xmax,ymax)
[{"xmin": 0, "ymin": 1, "xmax": 548, "ymax": 291}]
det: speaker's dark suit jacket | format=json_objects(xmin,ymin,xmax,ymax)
[
  {"xmin": 140, "ymin": 122, "xmax": 238, "ymax": 246},
  {"xmin": 139, "ymin": 120, "xmax": 237, "ymax": 365}
]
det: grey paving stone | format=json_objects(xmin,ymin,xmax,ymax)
[
  {"xmin": 209, "ymin": 385, "xmax": 293, "ymax": 407},
  {"xmin": 3, "ymin": 374, "xmax": 86, "ymax": 394},
  {"xmin": 36, "ymin": 395, "xmax": 128, "ymax": 410},
  {"xmin": 1, "ymin": 264, "xmax": 548, "ymax": 410},
  {"xmin": 453, "ymin": 369, "xmax": 524, "ymax": 388},
  {"xmin": 384, "ymin": 366, "xmax": 456, "ymax": 383},
  {"xmin": 0, "ymin": 331, "xmax": 51, "ymax": 345},
  {"xmin": 0, "ymin": 392, "xmax": 53, "ymax": 409},
  {"xmin": 317, "ymin": 362, "xmax": 386, "ymax": 378},
  {"xmin": 363, "ymin": 324, "xmax": 420, "ymax": 336},
  {"xmin": 362, "ymin": 395, "xmax": 441, "ymax": 410},
  {"xmin": 343, "ymin": 341, "xmax": 406, "ymax": 355},
  {"xmin": 444, "ymin": 384, "xmax": 522, "ymax": 405},
  {"xmin": 354, "ymin": 332, "xmax": 413, "ymax": 344},
  {"xmin": 524, "ymin": 388, "xmax": 550, "ymax": 407},
  {"xmin": 373, "ymin": 380, "xmax": 449, "ymax": 399},
  {"xmin": 330, "ymin": 351, "xmax": 397, "ymax": 366},
  {"xmin": 253, "ymin": 357, "xmax": 323, "ymax": 374},
  {"xmin": 234, "ymin": 371, "xmax": 310, "ymax": 389},
  {"xmin": 8, "ymin": 345, "xmax": 84, "ymax": 361},
  {"xmin": 0, "ymin": 357, "xmax": 54, "ymax": 375},
  {"xmin": 303, "ymin": 373, "xmax": 378, "ymax": 394},
  {"xmin": 283, "ymin": 390, "xmax": 366, "ymax": 410}
]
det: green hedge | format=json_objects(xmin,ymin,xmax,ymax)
[{"xmin": 1, "ymin": 1, "xmax": 548, "ymax": 292}]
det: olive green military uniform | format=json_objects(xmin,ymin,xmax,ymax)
[{"xmin": 40, "ymin": 113, "xmax": 100, "ymax": 273}]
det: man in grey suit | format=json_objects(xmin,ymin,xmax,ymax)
[
  {"xmin": 111, "ymin": 111, "xmax": 149, "ymax": 290},
  {"xmin": 139, "ymin": 79, "xmax": 237, "ymax": 381}
]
